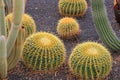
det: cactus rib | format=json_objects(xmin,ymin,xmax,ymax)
[
  {"xmin": 58, "ymin": 0, "xmax": 88, "ymax": 17},
  {"xmin": 0, "ymin": 36, "xmax": 7, "ymax": 79},
  {"xmin": 0, "ymin": 0, "xmax": 6, "ymax": 36},
  {"xmin": 92, "ymin": 0, "xmax": 120, "ymax": 51},
  {"xmin": 3, "ymin": 0, "xmax": 12, "ymax": 14},
  {"xmin": 7, "ymin": 28, "xmax": 24, "ymax": 70}
]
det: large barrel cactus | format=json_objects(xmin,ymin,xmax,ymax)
[
  {"xmin": 69, "ymin": 42, "xmax": 112, "ymax": 80},
  {"xmin": 57, "ymin": 17, "xmax": 81, "ymax": 39},
  {"xmin": 58, "ymin": 0, "xmax": 88, "ymax": 17},
  {"xmin": 22, "ymin": 32, "xmax": 66, "ymax": 71}
]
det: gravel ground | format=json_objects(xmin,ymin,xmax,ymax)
[{"xmin": 7, "ymin": 0, "xmax": 120, "ymax": 80}]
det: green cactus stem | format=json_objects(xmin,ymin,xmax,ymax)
[
  {"xmin": 22, "ymin": 32, "xmax": 66, "ymax": 71},
  {"xmin": 92, "ymin": 0, "xmax": 120, "ymax": 51},
  {"xmin": 5, "ymin": 13, "xmax": 36, "ymax": 70},
  {"xmin": 58, "ymin": 0, "xmax": 88, "ymax": 17},
  {"xmin": 0, "ymin": 36, "xmax": 7, "ymax": 79},
  {"xmin": 7, "ymin": 0, "xmax": 24, "ymax": 57},
  {"xmin": 69, "ymin": 42, "xmax": 112, "ymax": 80},
  {"xmin": 3, "ymin": 0, "xmax": 12, "ymax": 15},
  {"xmin": 7, "ymin": 28, "xmax": 25, "ymax": 70},
  {"xmin": 57, "ymin": 17, "xmax": 81, "ymax": 39},
  {"xmin": 0, "ymin": 0, "xmax": 6, "ymax": 36}
]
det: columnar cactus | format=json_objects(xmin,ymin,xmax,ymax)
[
  {"xmin": 57, "ymin": 17, "xmax": 81, "ymax": 39},
  {"xmin": 58, "ymin": 0, "xmax": 88, "ymax": 17},
  {"xmin": 69, "ymin": 42, "xmax": 112, "ymax": 80},
  {"xmin": 5, "ymin": 13, "xmax": 36, "ymax": 70},
  {"xmin": 22, "ymin": 32, "xmax": 66, "ymax": 71},
  {"xmin": 92, "ymin": 0, "xmax": 120, "ymax": 51},
  {"xmin": 0, "ymin": 0, "xmax": 24, "ymax": 79}
]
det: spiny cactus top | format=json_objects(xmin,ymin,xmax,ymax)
[
  {"xmin": 69, "ymin": 42, "xmax": 112, "ymax": 80},
  {"xmin": 57, "ymin": 17, "xmax": 80, "ymax": 39},
  {"xmin": 22, "ymin": 32, "xmax": 66, "ymax": 71},
  {"xmin": 5, "ymin": 13, "xmax": 36, "ymax": 38},
  {"xmin": 58, "ymin": 0, "xmax": 88, "ymax": 17}
]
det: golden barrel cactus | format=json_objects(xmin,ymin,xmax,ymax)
[
  {"xmin": 57, "ymin": 17, "xmax": 81, "ymax": 39},
  {"xmin": 69, "ymin": 42, "xmax": 112, "ymax": 80},
  {"xmin": 58, "ymin": 0, "xmax": 88, "ymax": 17},
  {"xmin": 22, "ymin": 32, "xmax": 66, "ymax": 71},
  {"xmin": 5, "ymin": 13, "xmax": 36, "ymax": 39}
]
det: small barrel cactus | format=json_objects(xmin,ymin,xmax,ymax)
[
  {"xmin": 69, "ymin": 42, "xmax": 112, "ymax": 80},
  {"xmin": 58, "ymin": 0, "xmax": 88, "ymax": 17},
  {"xmin": 5, "ymin": 13, "xmax": 36, "ymax": 39},
  {"xmin": 22, "ymin": 32, "xmax": 66, "ymax": 71},
  {"xmin": 57, "ymin": 17, "xmax": 81, "ymax": 39}
]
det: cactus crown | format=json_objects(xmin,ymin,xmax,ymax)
[
  {"xmin": 76, "ymin": 42, "xmax": 109, "ymax": 56},
  {"xmin": 27, "ymin": 32, "xmax": 64, "ymax": 48},
  {"xmin": 69, "ymin": 42, "xmax": 112, "ymax": 80},
  {"xmin": 62, "ymin": 0, "xmax": 82, "ymax": 3},
  {"xmin": 58, "ymin": 17, "xmax": 79, "ymax": 25},
  {"xmin": 22, "ymin": 32, "xmax": 66, "ymax": 71}
]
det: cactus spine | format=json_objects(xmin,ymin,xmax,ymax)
[
  {"xmin": 57, "ymin": 17, "xmax": 81, "ymax": 39},
  {"xmin": 92, "ymin": 0, "xmax": 120, "ymax": 51},
  {"xmin": 0, "ymin": 0, "xmax": 25, "ymax": 79},
  {"xmin": 22, "ymin": 32, "xmax": 66, "ymax": 71},
  {"xmin": 58, "ymin": 0, "xmax": 88, "ymax": 17},
  {"xmin": 69, "ymin": 42, "xmax": 112, "ymax": 80}
]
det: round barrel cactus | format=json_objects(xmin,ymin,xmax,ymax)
[
  {"xmin": 57, "ymin": 17, "xmax": 81, "ymax": 39},
  {"xmin": 69, "ymin": 42, "xmax": 112, "ymax": 80},
  {"xmin": 22, "ymin": 32, "xmax": 66, "ymax": 71},
  {"xmin": 5, "ymin": 13, "xmax": 36, "ymax": 39},
  {"xmin": 58, "ymin": 0, "xmax": 88, "ymax": 17}
]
